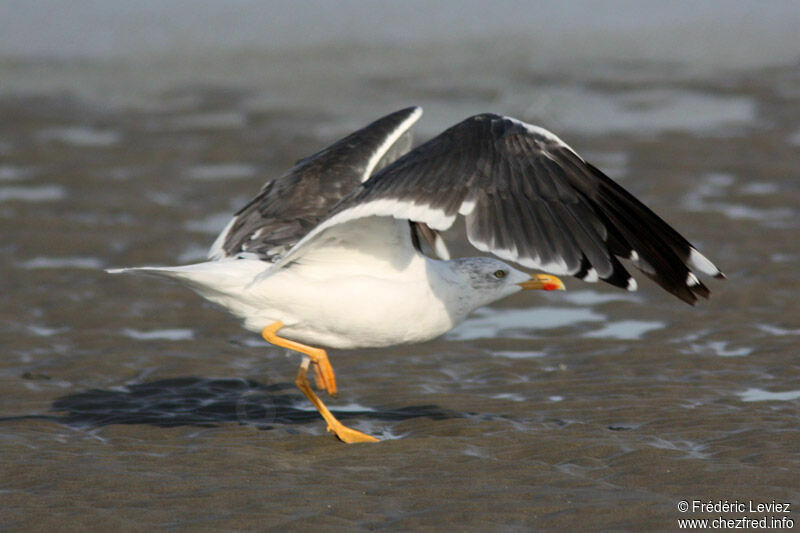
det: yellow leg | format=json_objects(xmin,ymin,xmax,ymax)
[
  {"xmin": 262, "ymin": 321, "xmax": 337, "ymax": 397},
  {"xmin": 295, "ymin": 357, "xmax": 379, "ymax": 443},
  {"xmin": 261, "ymin": 321, "xmax": 379, "ymax": 443}
]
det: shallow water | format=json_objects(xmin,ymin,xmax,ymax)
[{"xmin": 2, "ymin": 7, "xmax": 800, "ymax": 530}]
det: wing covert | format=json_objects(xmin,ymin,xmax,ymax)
[{"xmin": 208, "ymin": 106, "xmax": 423, "ymax": 261}]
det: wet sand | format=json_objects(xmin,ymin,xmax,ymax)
[{"xmin": 1, "ymin": 35, "xmax": 799, "ymax": 530}]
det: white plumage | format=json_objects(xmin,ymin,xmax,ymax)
[{"xmin": 111, "ymin": 217, "xmax": 538, "ymax": 349}]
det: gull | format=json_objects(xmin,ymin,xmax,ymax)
[{"xmin": 109, "ymin": 107, "xmax": 723, "ymax": 443}]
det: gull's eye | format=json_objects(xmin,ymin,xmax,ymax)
[{"xmin": 493, "ymin": 269, "xmax": 507, "ymax": 279}]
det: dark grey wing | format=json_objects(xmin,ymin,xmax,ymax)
[
  {"xmin": 208, "ymin": 106, "xmax": 423, "ymax": 261},
  {"xmin": 286, "ymin": 113, "xmax": 723, "ymax": 304}
]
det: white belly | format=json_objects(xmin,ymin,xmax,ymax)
[{"xmin": 241, "ymin": 264, "xmax": 460, "ymax": 349}]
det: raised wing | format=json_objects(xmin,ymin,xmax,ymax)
[
  {"xmin": 208, "ymin": 106, "xmax": 423, "ymax": 261},
  {"xmin": 278, "ymin": 113, "xmax": 724, "ymax": 304}
]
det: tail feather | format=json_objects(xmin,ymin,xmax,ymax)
[{"xmin": 106, "ymin": 260, "xmax": 268, "ymax": 293}]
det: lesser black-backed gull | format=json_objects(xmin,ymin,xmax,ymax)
[{"xmin": 109, "ymin": 106, "xmax": 723, "ymax": 443}]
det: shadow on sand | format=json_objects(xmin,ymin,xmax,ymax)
[{"xmin": 2, "ymin": 377, "xmax": 455, "ymax": 431}]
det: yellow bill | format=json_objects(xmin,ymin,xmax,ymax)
[{"xmin": 517, "ymin": 274, "xmax": 566, "ymax": 291}]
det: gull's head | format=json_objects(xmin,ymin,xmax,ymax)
[{"xmin": 446, "ymin": 257, "xmax": 565, "ymax": 312}]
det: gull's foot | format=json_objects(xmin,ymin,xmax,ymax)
[{"xmin": 328, "ymin": 423, "xmax": 380, "ymax": 443}]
